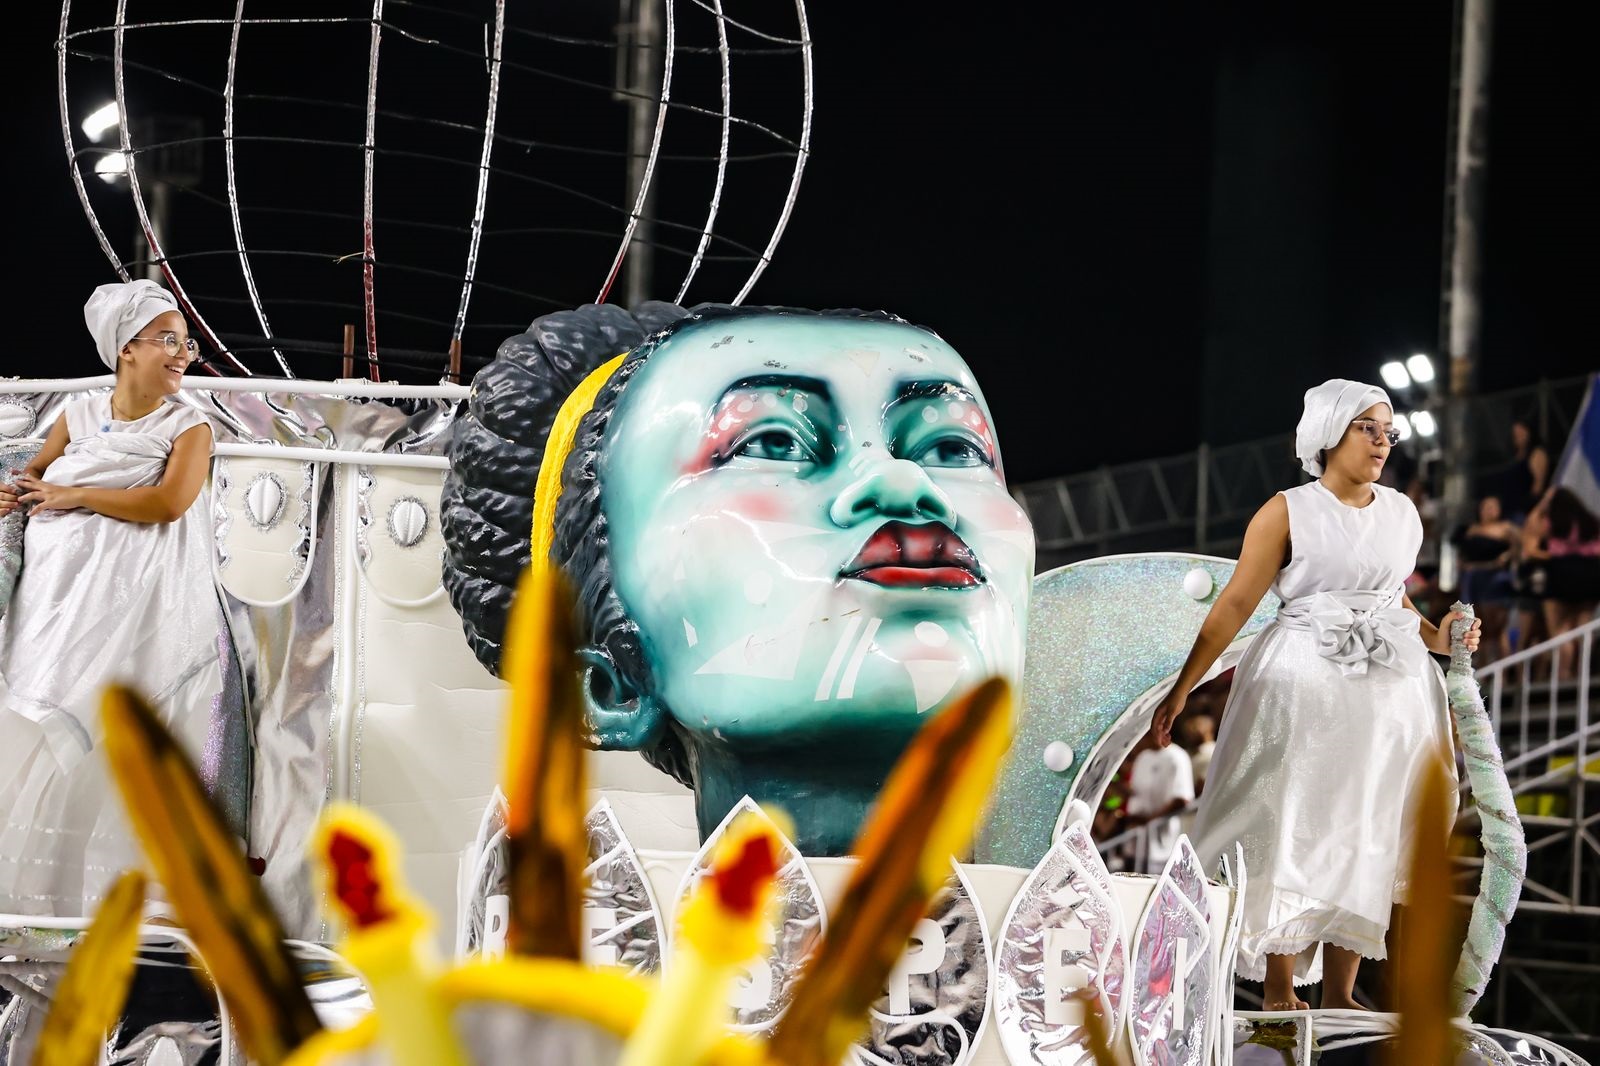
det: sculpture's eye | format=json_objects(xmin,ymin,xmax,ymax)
[
  {"xmin": 912, "ymin": 436, "xmax": 990, "ymax": 469},
  {"xmin": 732, "ymin": 426, "xmax": 817, "ymax": 464}
]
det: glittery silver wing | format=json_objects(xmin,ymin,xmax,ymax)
[
  {"xmin": 853, "ymin": 861, "xmax": 992, "ymax": 1066},
  {"xmin": 994, "ymin": 822, "xmax": 1129, "ymax": 1065},
  {"xmin": 672, "ymin": 796, "xmax": 825, "ymax": 1034},
  {"xmin": 980, "ymin": 556, "xmax": 1279, "ymax": 869},
  {"xmin": 1130, "ymin": 835, "xmax": 1213, "ymax": 1066},
  {"xmin": 582, "ymin": 798, "xmax": 664, "ymax": 977}
]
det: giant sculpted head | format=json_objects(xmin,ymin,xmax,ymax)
[{"xmin": 443, "ymin": 304, "xmax": 1034, "ymax": 854}]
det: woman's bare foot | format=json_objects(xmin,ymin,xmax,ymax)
[
  {"xmin": 1262, "ymin": 990, "xmax": 1310, "ymax": 1012},
  {"xmin": 1319, "ymin": 995, "xmax": 1368, "ymax": 1011}
]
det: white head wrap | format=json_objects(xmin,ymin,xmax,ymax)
[
  {"xmin": 1294, "ymin": 378, "xmax": 1392, "ymax": 477},
  {"xmin": 83, "ymin": 280, "xmax": 180, "ymax": 370}
]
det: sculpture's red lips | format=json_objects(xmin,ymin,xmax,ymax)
[{"xmin": 842, "ymin": 520, "xmax": 982, "ymax": 589}]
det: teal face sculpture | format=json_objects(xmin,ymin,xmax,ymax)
[
  {"xmin": 442, "ymin": 304, "xmax": 1035, "ymax": 856},
  {"xmin": 581, "ymin": 312, "xmax": 1034, "ymax": 853}
]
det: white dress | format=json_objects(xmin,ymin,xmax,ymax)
[
  {"xmin": 0, "ymin": 395, "xmax": 229, "ymax": 917},
  {"xmin": 1190, "ymin": 480, "xmax": 1457, "ymax": 986}
]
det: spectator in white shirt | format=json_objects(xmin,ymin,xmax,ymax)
[{"xmin": 1122, "ymin": 734, "xmax": 1195, "ymax": 873}]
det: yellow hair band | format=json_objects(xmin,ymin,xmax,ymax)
[{"xmin": 530, "ymin": 352, "xmax": 628, "ymax": 571}]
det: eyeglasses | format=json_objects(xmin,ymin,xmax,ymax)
[
  {"xmin": 1350, "ymin": 418, "xmax": 1402, "ymax": 447},
  {"xmin": 130, "ymin": 331, "xmax": 200, "ymax": 361}
]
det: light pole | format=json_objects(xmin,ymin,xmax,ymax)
[{"xmin": 1440, "ymin": 0, "xmax": 1495, "ymax": 544}]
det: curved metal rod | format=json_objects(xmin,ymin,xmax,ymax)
[
  {"xmin": 451, "ymin": 0, "xmax": 505, "ymax": 350},
  {"xmin": 113, "ymin": 0, "xmax": 249, "ymax": 374},
  {"xmin": 64, "ymin": 16, "xmax": 360, "ymax": 39},
  {"xmin": 57, "ymin": 0, "xmax": 130, "ymax": 283},
  {"xmin": 225, "ymin": 0, "xmax": 291, "ymax": 375},
  {"xmin": 595, "ymin": 0, "xmax": 675, "ymax": 306},
  {"xmin": 684, "ymin": 0, "xmax": 804, "ymax": 45},
  {"xmin": 361, "ymin": 0, "xmax": 384, "ymax": 380},
  {"xmin": 674, "ymin": 0, "xmax": 730, "ymax": 305},
  {"xmin": 731, "ymin": 0, "xmax": 811, "ymax": 305}
]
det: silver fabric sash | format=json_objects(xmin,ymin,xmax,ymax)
[{"xmin": 1276, "ymin": 587, "xmax": 1419, "ymax": 678}]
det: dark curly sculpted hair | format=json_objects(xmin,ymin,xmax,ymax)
[{"xmin": 441, "ymin": 302, "xmax": 923, "ymax": 786}]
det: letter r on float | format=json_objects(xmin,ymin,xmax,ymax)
[
  {"xmin": 885, "ymin": 917, "xmax": 947, "ymax": 1015},
  {"xmin": 1044, "ymin": 926, "xmax": 1093, "ymax": 1025}
]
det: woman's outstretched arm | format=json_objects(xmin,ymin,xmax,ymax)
[
  {"xmin": 1149, "ymin": 493, "xmax": 1289, "ymax": 747},
  {"xmin": 15, "ymin": 422, "xmax": 212, "ymax": 524}
]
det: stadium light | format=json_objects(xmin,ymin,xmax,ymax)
[
  {"xmin": 1380, "ymin": 361, "xmax": 1411, "ymax": 391},
  {"xmin": 1407, "ymin": 353, "xmax": 1436, "ymax": 384},
  {"xmin": 94, "ymin": 152, "xmax": 127, "ymax": 183},
  {"xmin": 82, "ymin": 102, "xmax": 121, "ymax": 141}
]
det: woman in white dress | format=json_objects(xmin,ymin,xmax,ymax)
[
  {"xmin": 0, "ymin": 280, "xmax": 226, "ymax": 917},
  {"xmin": 1149, "ymin": 379, "xmax": 1480, "ymax": 1011}
]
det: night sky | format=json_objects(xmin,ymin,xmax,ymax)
[{"xmin": 7, "ymin": 2, "xmax": 1595, "ymax": 485}]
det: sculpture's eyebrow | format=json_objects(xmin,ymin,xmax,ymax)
[
  {"xmin": 893, "ymin": 379, "xmax": 974, "ymax": 403},
  {"xmin": 719, "ymin": 374, "xmax": 832, "ymax": 403}
]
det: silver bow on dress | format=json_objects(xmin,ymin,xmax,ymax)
[{"xmin": 1276, "ymin": 588, "xmax": 1419, "ymax": 678}]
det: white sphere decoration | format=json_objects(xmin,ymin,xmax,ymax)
[
  {"xmin": 1062, "ymin": 799, "xmax": 1093, "ymax": 831},
  {"xmin": 1042, "ymin": 740, "xmax": 1075, "ymax": 773},
  {"xmin": 1182, "ymin": 567, "xmax": 1214, "ymax": 601}
]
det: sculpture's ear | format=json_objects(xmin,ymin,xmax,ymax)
[{"xmin": 578, "ymin": 643, "xmax": 664, "ymax": 751}]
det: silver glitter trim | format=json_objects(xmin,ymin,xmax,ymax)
[
  {"xmin": 354, "ymin": 465, "xmax": 376, "ymax": 569},
  {"xmin": 211, "ymin": 458, "xmax": 233, "ymax": 571},
  {"xmin": 286, "ymin": 461, "xmax": 314, "ymax": 585}
]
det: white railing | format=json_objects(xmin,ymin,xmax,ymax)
[
  {"xmin": 1093, "ymin": 802, "xmax": 1202, "ymax": 877},
  {"xmin": 1462, "ymin": 615, "xmax": 1599, "ymax": 916}
]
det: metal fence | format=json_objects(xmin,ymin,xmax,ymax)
[{"xmin": 1015, "ymin": 376, "xmax": 1593, "ymax": 573}]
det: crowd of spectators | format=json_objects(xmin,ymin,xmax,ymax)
[{"xmin": 1404, "ymin": 420, "xmax": 1600, "ymax": 677}]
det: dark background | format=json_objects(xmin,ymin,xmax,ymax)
[{"xmin": 6, "ymin": 2, "xmax": 1595, "ymax": 484}]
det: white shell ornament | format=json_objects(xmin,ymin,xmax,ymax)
[
  {"xmin": 243, "ymin": 472, "xmax": 287, "ymax": 531},
  {"xmin": 0, "ymin": 399, "xmax": 38, "ymax": 439},
  {"xmin": 386, "ymin": 495, "xmax": 429, "ymax": 548}
]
